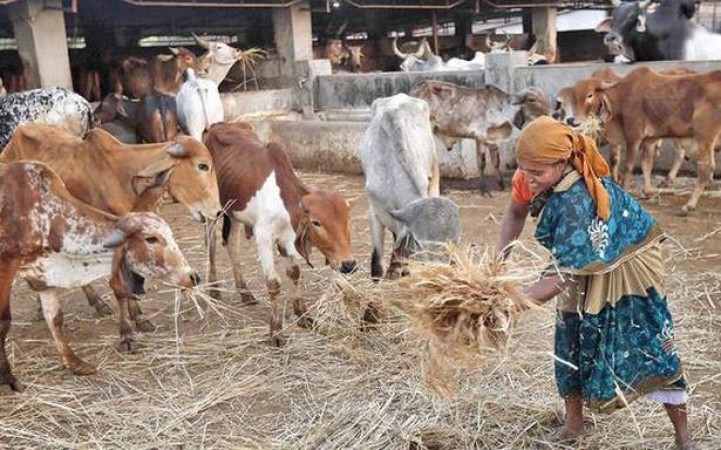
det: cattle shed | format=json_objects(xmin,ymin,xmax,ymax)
[{"xmin": 0, "ymin": 0, "xmax": 613, "ymax": 96}]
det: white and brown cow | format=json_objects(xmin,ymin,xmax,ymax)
[
  {"xmin": 204, "ymin": 122, "xmax": 356, "ymax": 346},
  {"xmin": 0, "ymin": 161, "xmax": 199, "ymax": 392}
]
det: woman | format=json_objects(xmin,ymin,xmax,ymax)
[{"xmin": 497, "ymin": 117, "xmax": 694, "ymax": 449}]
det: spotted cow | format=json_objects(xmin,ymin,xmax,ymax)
[{"xmin": 0, "ymin": 161, "xmax": 199, "ymax": 391}]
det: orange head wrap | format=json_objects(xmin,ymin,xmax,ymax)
[{"xmin": 516, "ymin": 116, "xmax": 611, "ymax": 220}]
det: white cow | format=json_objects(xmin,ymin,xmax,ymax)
[
  {"xmin": 358, "ymin": 94, "xmax": 461, "ymax": 280},
  {"xmin": 176, "ymin": 68, "xmax": 224, "ymax": 141}
]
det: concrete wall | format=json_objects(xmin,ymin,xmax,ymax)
[{"xmin": 221, "ymin": 88, "xmax": 293, "ymax": 119}]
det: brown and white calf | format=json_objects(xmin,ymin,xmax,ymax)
[
  {"xmin": 204, "ymin": 122, "xmax": 356, "ymax": 346},
  {"xmin": 0, "ymin": 161, "xmax": 199, "ymax": 392}
]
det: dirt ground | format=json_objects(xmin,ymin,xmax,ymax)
[{"xmin": 1, "ymin": 171, "xmax": 720, "ymax": 449}]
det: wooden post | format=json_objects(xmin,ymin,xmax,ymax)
[{"xmin": 432, "ymin": 11, "xmax": 439, "ymax": 54}]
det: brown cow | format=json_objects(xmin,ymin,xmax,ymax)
[
  {"xmin": 95, "ymin": 92, "xmax": 180, "ymax": 143},
  {"xmin": 410, "ymin": 80, "xmax": 550, "ymax": 193},
  {"xmin": 570, "ymin": 66, "xmax": 721, "ymax": 214},
  {"xmin": 555, "ymin": 66, "xmax": 696, "ymax": 195},
  {"xmin": 153, "ymin": 47, "xmax": 198, "ymax": 95},
  {"xmin": 0, "ymin": 161, "xmax": 199, "ymax": 391},
  {"xmin": 1, "ymin": 124, "xmax": 221, "ymax": 329},
  {"xmin": 204, "ymin": 122, "xmax": 356, "ymax": 346}
]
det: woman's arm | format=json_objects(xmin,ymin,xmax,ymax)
[
  {"xmin": 497, "ymin": 199, "xmax": 530, "ymax": 260},
  {"xmin": 524, "ymin": 274, "xmax": 569, "ymax": 305}
]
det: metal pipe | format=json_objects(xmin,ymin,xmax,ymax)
[
  {"xmin": 481, "ymin": 0, "xmax": 563, "ymax": 9},
  {"xmin": 118, "ymin": 0, "xmax": 305, "ymax": 7},
  {"xmin": 343, "ymin": 0, "xmax": 465, "ymax": 10}
]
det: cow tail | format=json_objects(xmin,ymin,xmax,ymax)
[{"xmin": 221, "ymin": 212, "xmax": 231, "ymax": 247}]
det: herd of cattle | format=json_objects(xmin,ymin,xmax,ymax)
[{"xmin": 2, "ymin": 0, "xmax": 721, "ymax": 391}]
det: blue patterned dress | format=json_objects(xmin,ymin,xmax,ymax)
[{"xmin": 535, "ymin": 172, "xmax": 687, "ymax": 414}]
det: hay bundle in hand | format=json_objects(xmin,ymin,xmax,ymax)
[{"xmin": 399, "ymin": 244, "xmax": 537, "ymax": 360}]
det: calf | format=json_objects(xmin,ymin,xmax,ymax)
[
  {"xmin": 177, "ymin": 69, "xmax": 224, "ymax": 141},
  {"xmin": 0, "ymin": 87, "xmax": 93, "ymax": 150},
  {"xmin": 358, "ymin": 94, "xmax": 461, "ymax": 280},
  {"xmin": 0, "ymin": 161, "xmax": 199, "ymax": 391},
  {"xmin": 204, "ymin": 122, "xmax": 356, "ymax": 346},
  {"xmin": 410, "ymin": 80, "xmax": 550, "ymax": 193}
]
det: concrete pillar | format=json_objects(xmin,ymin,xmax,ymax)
[
  {"xmin": 531, "ymin": 7, "xmax": 558, "ymax": 62},
  {"xmin": 272, "ymin": 1, "xmax": 313, "ymax": 86},
  {"xmin": 8, "ymin": 0, "xmax": 72, "ymax": 89}
]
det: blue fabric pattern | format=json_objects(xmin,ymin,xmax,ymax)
[
  {"xmin": 535, "ymin": 177, "xmax": 657, "ymax": 272},
  {"xmin": 555, "ymin": 289, "xmax": 686, "ymax": 413}
]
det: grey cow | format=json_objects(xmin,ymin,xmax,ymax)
[{"xmin": 358, "ymin": 93, "xmax": 461, "ymax": 280}]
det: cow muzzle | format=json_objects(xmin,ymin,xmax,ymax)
[
  {"xmin": 565, "ymin": 117, "xmax": 580, "ymax": 128},
  {"xmin": 340, "ymin": 260, "xmax": 358, "ymax": 274},
  {"xmin": 604, "ymin": 32, "xmax": 622, "ymax": 46}
]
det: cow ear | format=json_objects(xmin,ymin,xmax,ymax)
[
  {"xmin": 103, "ymin": 229, "xmax": 127, "ymax": 248},
  {"xmin": 599, "ymin": 94, "xmax": 614, "ymax": 122},
  {"xmin": 157, "ymin": 54, "xmax": 175, "ymax": 62},
  {"xmin": 133, "ymin": 158, "xmax": 175, "ymax": 196},
  {"xmin": 513, "ymin": 110, "xmax": 526, "ymax": 130},
  {"xmin": 486, "ymin": 122, "xmax": 513, "ymax": 141},
  {"xmin": 595, "ymin": 18, "xmax": 613, "ymax": 33}
]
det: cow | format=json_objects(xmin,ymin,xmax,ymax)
[
  {"xmin": 0, "ymin": 77, "xmax": 5, "ymax": 98},
  {"xmin": 597, "ymin": 0, "xmax": 721, "ymax": 62},
  {"xmin": 554, "ymin": 66, "xmax": 696, "ymax": 195},
  {"xmin": 0, "ymin": 87, "xmax": 93, "ymax": 150},
  {"xmin": 204, "ymin": 121, "xmax": 356, "ymax": 346},
  {"xmin": 410, "ymin": 80, "xmax": 550, "ymax": 193},
  {"xmin": 153, "ymin": 47, "xmax": 198, "ymax": 95},
  {"xmin": 111, "ymin": 56, "xmax": 152, "ymax": 100},
  {"xmin": 358, "ymin": 94, "xmax": 461, "ymax": 280},
  {"xmin": 318, "ymin": 39, "xmax": 366, "ymax": 73},
  {"xmin": 95, "ymin": 92, "xmax": 180, "ymax": 143},
  {"xmin": 566, "ymin": 66, "xmax": 721, "ymax": 214},
  {"xmin": 192, "ymin": 33, "xmax": 245, "ymax": 86},
  {"xmin": 392, "ymin": 38, "xmax": 447, "ymax": 72},
  {"xmin": 0, "ymin": 161, "xmax": 199, "ymax": 391},
  {"xmin": 1, "ymin": 123, "xmax": 221, "ymax": 329},
  {"xmin": 176, "ymin": 68, "xmax": 224, "ymax": 141}
]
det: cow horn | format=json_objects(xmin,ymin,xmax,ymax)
[
  {"xmin": 415, "ymin": 38, "xmax": 430, "ymax": 59},
  {"xmin": 610, "ymin": 0, "xmax": 620, "ymax": 6},
  {"xmin": 600, "ymin": 80, "xmax": 617, "ymax": 90},
  {"xmin": 192, "ymin": 33, "xmax": 210, "ymax": 50},
  {"xmin": 157, "ymin": 54, "xmax": 175, "ymax": 62},
  {"xmin": 167, "ymin": 142, "xmax": 187, "ymax": 158},
  {"xmin": 103, "ymin": 229, "xmax": 127, "ymax": 249},
  {"xmin": 169, "ymin": 47, "xmax": 180, "ymax": 55},
  {"xmin": 392, "ymin": 38, "xmax": 409, "ymax": 59}
]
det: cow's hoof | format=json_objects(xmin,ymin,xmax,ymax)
[
  {"xmin": 269, "ymin": 333, "xmax": 286, "ymax": 347},
  {"xmin": 115, "ymin": 335, "xmax": 139, "ymax": 353},
  {"xmin": 240, "ymin": 291, "xmax": 258, "ymax": 305},
  {"xmin": 68, "ymin": 359, "xmax": 97, "ymax": 376},
  {"xmin": 679, "ymin": 205, "xmax": 694, "ymax": 217},
  {"xmin": 0, "ymin": 372, "xmax": 23, "ymax": 393},
  {"xmin": 93, "ymin": 300, "xmax": 114, "ymax": 318},
  {"xmin": 479, "ymin": 184, "xmax": 493, "ymax": 198},
  {"xmin": 134, "ymin": 318, "xmax": 156, "ymax": 333}
]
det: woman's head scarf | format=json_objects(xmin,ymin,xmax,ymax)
[{"xmin": 516, "ymin": 116, "xmax": 612, "ymax": 220}]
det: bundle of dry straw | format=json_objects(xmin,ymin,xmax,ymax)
[
  {"xmin": 395, "ymin": 244, "xmax": 540, "ymax": 364},
  {"xmin": 572, "ymin": 115, "xmax": 605, "ymax": 143}
]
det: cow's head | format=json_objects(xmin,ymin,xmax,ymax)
[
  {"xmin": 94, "ymin": 93, "xmax": 141, "ymax": 127},
  {"xmin": 345, "ymin": 45, "xmax": 364, "ymax": 72},
  {"xmin": 193, "ymin": 33, "xmax": 243, "ymax": 64},
  {"xmin": 388, "ymin": 196, "xmax": 461, "ymax": 261},
  {"xmin": 168, "ymin": 47, "xmax": 197, "ymax": 72},
  {"xmin": 552, "ymin": 77, "xmax": 609, "ymax": 128},
  {"xmin": 134, "ymin": 138, "xmax": 221, "ymax": 222},
  {"xmin": 511, "ymin": 87, "xmax": 551, "ymax": 129},
  {"xmin": 486, "ymin": 32, "xmax": 511, "ymax": 54},
  {"xmin": 325, "ymin": 39, "xmax": 348, "ymax": 66},
  {"xmin": 296, "ymin": 191, "xmax": 356, "ymax": 274},
  {"xmin": 596, "ymin": 0, "xmax": 656, "ymax": 62},
  {"xmin": 393, "ymin": 37, "xmax": 435, "ymax": 72},
  {"xmin": 106, "ymin": 212, "xmax": 200, "ymax": 296}
]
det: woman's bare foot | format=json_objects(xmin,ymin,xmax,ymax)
[
  {"xmin": 676, "ymin": 437, "xmax": 697, "ymax": 450},
  {"xmin": 546, "ymin": 425, "xmax": 585, "ymax": 444}
]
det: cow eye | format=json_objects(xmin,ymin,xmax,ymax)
[
  {"xmin": 586, "ymin": 93, "xmax": 594, "ymax": 99},
  {"xmin": 311, "ymin": 219, "xmax": 322, "ymax": 228},
  {"xmin": 145, "ymin": 236, "xmax": 159, "ymax": 244},
  {"xmin": 198, "ymin": 163, "xmax": 210, "ymax": 172}
]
